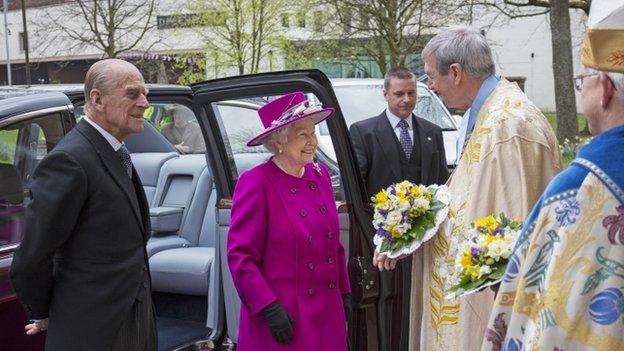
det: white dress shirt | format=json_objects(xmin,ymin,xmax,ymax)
[
  {"xmin": 84, "ymin": 116, "xmax": 124, "ymax": 152},
  {"xmin": 385, "ymin": 109, "xmax": 414, "ymax": 143}
]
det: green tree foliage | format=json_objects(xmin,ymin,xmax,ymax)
[
  {"xmin": 320, "ymin": 0, "xmax": 457, "ymax": 75},
  {"xmin": 187, "ymin": 0, "xmax": 286, "ymax": 76},
  {"xmin": 32, "ymin": 0, "xmax": 157, "ymax": 58}
]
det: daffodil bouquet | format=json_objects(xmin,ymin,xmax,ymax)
[
  {"xmin": 445, "ymin": 213, "xmax": 522, "ymax": 299},
  {"xmin": 371, "ymin": 181, "xmax": 450, "ymax": 259}
]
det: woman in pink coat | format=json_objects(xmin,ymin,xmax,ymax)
[{"xmin": 227, "ymin": 92, "xmax": 351, "ymax": 351}]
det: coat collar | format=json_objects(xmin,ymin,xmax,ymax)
[
  {"xmin": 75, "ymin": 121, "xmax": 146, "ymax": 235},
  {"xmin": 375, "ymin": 112, "xmax": 402, "ymax": 180}
]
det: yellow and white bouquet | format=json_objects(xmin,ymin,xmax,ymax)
[
  {"xmin": 446, "ymin": 213, "xmax": 522, "ymax": 299},
  {"xmin": 372, "ymin": 181, "xmax": 450, "ymax": 259}
]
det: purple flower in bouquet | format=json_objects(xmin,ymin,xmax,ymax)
[
  {"xmin": 471, "ymin": 247, "xmax": 480, "ymax": 258},
  {"xmin": 492, "ymin": 226, "xmax": 505, "ymax": 236},
  {"xmin": 377, "ymin": 228, "xmax": 393, "ymax": 241},
  {"xmin": 502, "ymin": 215, "xmax": 511, "ymax": 226}
]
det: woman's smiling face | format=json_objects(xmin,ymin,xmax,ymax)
[{"xmin": 281, "ymin": 119, "xmax": 318, "ymax": 166}]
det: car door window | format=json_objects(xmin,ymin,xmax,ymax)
[
  {"xmin": 331, "ymin": 83, "xmax": 456, "ymax": 130},
  {"xmin": 414, "ymin": 89, "xmax": 455, "ymax": 130},
  {"xmin": 145, "ymin": 103, "xmax": 206, "ymax": 154},
  {"xmin": 0, "ymin": 113, "xmax": 65, "ymax": 247},
  {"xmin": 210, "ymin": 94, "xmax": 345, "ymax": 201}
]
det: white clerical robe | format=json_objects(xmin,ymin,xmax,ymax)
[{"xmin": 410, "ymin": 79, "xmax": 561, "ymax": 350}]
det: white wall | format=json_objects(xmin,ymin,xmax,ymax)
[{"xmin": 473, "ymin": 10, "xmax": 587, "ymax": 112}]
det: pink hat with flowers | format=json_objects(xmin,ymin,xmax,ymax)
[{"xmin": 246, "ymin": 92, "xmax": 335, "ymax": 147}]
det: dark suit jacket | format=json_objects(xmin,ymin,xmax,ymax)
[
  {"xmin": 349, "ymin": 111, "xmax": 449, "ymax": 199},
  {"xmin": 10, "ymin": 121, "xmax": 152, "ymax": 351}
]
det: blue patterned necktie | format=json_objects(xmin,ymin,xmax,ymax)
[
  {"xmin": 116, "ymin": 144, "xmax": 133, "ymax": 178},
  {"xmin": 398, "ymin": 119, "xmax": 413, "ymax": 159}
]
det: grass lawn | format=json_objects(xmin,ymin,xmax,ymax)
[
  {"xmin": 542, "ymin": 113, "xmax": 592, "ymax": 168},
  {"xmin": 544, "ymin": 112, "xmax": 587, "ymax": 134}
]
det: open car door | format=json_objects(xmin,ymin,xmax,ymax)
[{"xmin": 191, "ymin": 70, "xmax": 405, "ymax": 351}]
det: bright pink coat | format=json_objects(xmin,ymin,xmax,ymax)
[{"xmin": 227, "ymin": 160, "xmax": 351, "ymax": 351}]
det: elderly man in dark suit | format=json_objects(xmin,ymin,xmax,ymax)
[
  {"xmin": 10, "ymin": 59, "xmax": 157, "ymax": 351},
  {"xmin": 349, "ymin": 66, "xmax": 449, "ymax": 351}
]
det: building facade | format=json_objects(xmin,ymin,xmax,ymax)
[{"xmin": 0, "ymin": 0, "xmax": 586, "ymax": 111}]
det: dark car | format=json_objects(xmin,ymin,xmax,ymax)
[{"xmin": 0, "ymin": 71, "xmax": 410, "ymax": 351}]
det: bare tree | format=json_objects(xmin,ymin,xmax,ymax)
[
  {"xmin": 322, "ymin": 0, "xmax": 458, "ymax": 75},
  {"xmin": 188, "ymin": 0, "xmax": 285, "ymax": 76},
  {"xmin": 464, "ymin": 0, "xmax": 591, "ymax": 141},
  {"xmin": 31, "ymin": 0, "xmax": 158, "ymax": 58}
]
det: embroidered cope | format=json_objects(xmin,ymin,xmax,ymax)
[
  {"xmin": 482, "ymin": 125, "xmax": 624, "ymax": 351},
  {"xmin": 410, "ymin": 80, "xmax": 561, "ymax": 351}
]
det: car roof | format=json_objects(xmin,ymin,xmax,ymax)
[
  {"xmin": 0, "ymin": 92, "xmax": 72, "ymax": 121},
  {"xmin": 330, "ymin": 78, "xmax": 428, "ymax": 89},
  {"xmin": 0, "ymin": 83, "xmax": 191, "ymax": 100}
]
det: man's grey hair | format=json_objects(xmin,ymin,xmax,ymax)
[
  {"xmin": 587, "ymin": 67, "xmax": 624, "ymax": 96},
  {"xmin": 262, "ymin": 125, "xmax": 290, "ymax": 155},
  {"xmin": 422, "ymin": 25, "xmax": 495, "ymax": 78},
  {"xmin": 84, "ymin": 59, "xmax": 141, "ymax": 112}
]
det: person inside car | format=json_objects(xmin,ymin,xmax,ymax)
[
  {"xmin": 161, "ymin": 105, "xmax": 205, "ymax": 154},
  {"xmin": 227, "ymin": 92, "xmax": 351, "ymax": 351}
]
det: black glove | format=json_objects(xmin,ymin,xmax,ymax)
[
  {"xmin": 262, "ymin": 302, "xmax": 294, "ymax": 344},
  {"xmin": 342, "ymin": 294, "xmax": 352, "ymax": 321}
]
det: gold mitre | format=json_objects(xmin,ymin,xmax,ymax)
[{"xmin": 582, "ymin": 0, "xmax": 624, "ymax": 72}]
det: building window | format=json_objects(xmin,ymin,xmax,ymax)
[
  {"xmin": 18, "ymin": 32, "xmax": 28, "ymax": 53},
  {"xmin": 156, "ymin": 13, "xmax": 226, "ymax": 29},
  {"xmin": 359, "ymin": 12, "xmax": 369, "ymax": 28},
  {"xmin": 313, "ymin": 11, "xmax": 323, "ymax": 32},
  {"xmin": 281, "ymin": 13, "xmax": 289, "ymax": 28},
  {"xmin": 342, "ymin": 11, "xmax": 352, "ymax": 34},
  {"xmin": 296, "ymin": 12, "xmax": 305, "ymax": 28}
]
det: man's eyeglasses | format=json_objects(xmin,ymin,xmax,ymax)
[{"xmin": 573, "ymin": 73, "xmax": 599, "ymax": 92}]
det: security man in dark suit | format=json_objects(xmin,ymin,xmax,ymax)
[
  {"xmin": 349, "ymin": 67, "xmax": 449, "ymax": 351},
  {"xmin": 10, "ymin": 59, "xmax": 157, "ymax": 351}
]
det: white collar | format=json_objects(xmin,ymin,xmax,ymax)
[
  {"xmin": 84, "ymin": 116, "xmax": 124, "ymax": 151},
  {"xmin": 386, "ymin": 109, "xmax": 413, "ymax": 130}
]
